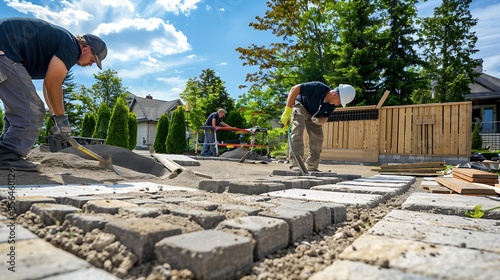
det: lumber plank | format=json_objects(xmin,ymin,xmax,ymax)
[
  {"xmin": 453, "ymin": 172, "xmax": 498, "ymax": 185},
  {"xmin": 378, "ymin": 171, "xmax": 440, "ymax": 177},
  {"xmin": 378, "ymin": 162, "xmax": 444, "ymax": 169},
  {"xmin": 435, "ymin": 177, "xmax": 497, "ymax": 195},
  {"xmin": 373, "ymin": 167, "xmax": 443, "ymax": 173},
  {"xmin": 452, "ymin": 168, "xmax": 498, "ymax": 179}
]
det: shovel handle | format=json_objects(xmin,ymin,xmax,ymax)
[{"xmin": 67, "ymin": 137, "xmax": 104, "ymax": 162}]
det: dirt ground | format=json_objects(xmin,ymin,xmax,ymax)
[{"xmin": 3, "ymin": 145, "xmax": 379, "ymax": 187}]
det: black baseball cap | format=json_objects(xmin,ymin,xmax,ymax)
[{"xmin": 83, "ymin": 34, "xmax": 107, "ymax": 69}]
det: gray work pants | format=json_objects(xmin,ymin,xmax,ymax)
[
  {"xmin": 289, "ymin": 101, "xmax": 323, "ymax": 170},
  {"xmin": 0, "ymin": 55, "xmax": 45, "ymax": 158}
]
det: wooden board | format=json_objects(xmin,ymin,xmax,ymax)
[
  {"xmin": 453, "ymin": 172, "xmax": 498, "ymax": 185},
  {"xmin": 427, "ymin": 185, "xmax": 454, "ymax": 194},
  {"xmin": 378, "ymin": 162, "xmax": 444, "ymax": 170},
  {"xmin": 378, "ymin": 171, "xmax": 441, "ymax": 177},
  {"xmin": 435, "ymin": 177, "xmax": 497, "ymax": 195},
  {"xmin": 373, "ymin": 167, "xmax": 443, "ymax": 173},
  {"xmin": 452, "ymin": 168, "xmax": 499, "ymax": 179}
]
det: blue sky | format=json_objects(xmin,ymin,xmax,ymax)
[{"xmin": 1, "ymin": 0, "xmax": 499, "ymax": 104}]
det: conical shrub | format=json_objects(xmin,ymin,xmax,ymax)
[
  {"xmin": 128, "ymin": 112, "xmax": 137, "ymax": 150},
  {"xmin": 93, "ymin": 103, "xmax": 111, "ymax": 139},
  {"xmin": 153, "ymin": 114, "xmax": 169, "ymax": 153},
  {"xmin": 166, "ymin": 106, "xmax": 186, "ymax": 154},
  {"xmin": 106, "ymin": 97, "xmax": 129, "ymax": 148}
]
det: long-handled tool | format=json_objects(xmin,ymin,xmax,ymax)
[
  {"xmin": 287, "ymin": 126, "xmax": 309, "ymax": 176},
  {"xmin": 66, "ymin": 137, "xmax": 122, "ymax": 176}
]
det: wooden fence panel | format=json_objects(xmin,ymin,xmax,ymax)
[{"xmin": 309, "ymin": 102, "xmax": 471, "ymax": 162}]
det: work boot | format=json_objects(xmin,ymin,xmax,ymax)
[{"xmin": 0, "ymin": 158, "xmax": 41, "ymax": 172}]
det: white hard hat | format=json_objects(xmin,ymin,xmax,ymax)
[{"xmin": 338, "ymin": 84, "xmax": 355, "ymax": 108}]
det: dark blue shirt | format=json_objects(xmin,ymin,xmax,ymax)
[
  {"xmin": 296, "ymin": 81, "xmax": 336, "ymax": 117},
  {"xmin": 205, "ymin": 112, "xmax": 221, "ymax": 126},
  {"xmin": 0, "ymin": 17, "xmax": 80, "ymax": 79}
]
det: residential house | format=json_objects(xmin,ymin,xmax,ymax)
[
  {"xmin": 465, "ymin": 59, "xmax": 500, "ymax": 149},
  {"xmin": 127, "ymin": 93, "xmax": 182, "ymax": 149}
]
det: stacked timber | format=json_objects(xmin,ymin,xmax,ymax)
[
  {"xmin": 435, "ymin": 177, "xmax": 498, "ymax": 195},
  {"xmin": 452, "ymin": 168, "xmax": 499, "ymax": 186},
  {"xmin": 372, "ymin": 162, "xmax": 444, "ymax": 176}
]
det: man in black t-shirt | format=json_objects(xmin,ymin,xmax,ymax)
[
  {"xmin": 201, "ymin": 108, "xmax": 232, "ymax": 156},
  {"xmin": 280, "ymin": 82, "xmax": 355, "ymax": 172},
  {"xmin": 0, "ymin": 17, "xmax": 107, "ymax": 171}
]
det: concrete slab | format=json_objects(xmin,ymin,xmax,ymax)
[
  {"xmin": 217, "ymin": 216, "xmax": 289, "ymax": 260},
  {"xmin": 227, "ymin": 181, "xmax": 269, "ymax": 195},
  {"xmin": 259, "ymin": 206, "xmax": 313, "ymax": 244},
  {"xmin": 155, "ymin": 230, "xmax": 254, "ymax": 280},
  {"xmin": 310, "ymin": 259, "xmax": 436, "ymax": 280},
  {"xmin": 0, "ymin": 239, "xmax": 92, "ymax": 280},
  {"xmin": 402, "ymin": 193, "xmax": 500, "ymax": 219},
  {"xmin": 264, "ymin": 189, "xmax": 384, "ymax": 208},
  {"xmin": 337, "ymin": 181, "xmax": 408, "ymax": 190},
  {"xmin": 339, "ymin": 234, "xmax": 500, "ymax": 280},
  {"xmin": 373, "ymin": 174, "xmax": 416, "ymax": 183},
  {"xmin": 311, "ymin": 184, "xmax": 400, "ymax": 199},
  {"xmin": 384, "ymin": 209, "xmax": 500, "ymax": 234}
]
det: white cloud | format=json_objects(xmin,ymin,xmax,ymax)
[
  {"xmin": 155, "ymin": 0, "xmax": 202, "ymax": 16},
  {"xmin": 5, "ymin": 0, "xmax": 93, "ymax": 25}
]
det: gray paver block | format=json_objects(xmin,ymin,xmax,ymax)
[
  {"xmin": 328, "ymin": 174, "xmax": 361, "ymax": 180},
  {"xmin": 278, "ymin": 202, "xmax": 331, "ymax": 232},
  {"xmin": 402, "ymin": 193, "xmax": 500, "ymax": 219},
  {"xmin": 327, "ymin": 203, "xmax": 347, "ymax": 224},
  {"xmin": 311, "ymin": 184, "xmax": 400, "ymax": 199},
  {"xmin": 0, "ymin": 239, "xmax": 92, "ymax": 279},
  {"xmin": 339, "ymin": 234, "xmax": 500, "ymax": 280},
  {"xmin": 260, "ymin": 182, "xmax": 286, "ymax": 192},
  {"xmin": 373, "ymin": 174, "xmax": 416, "ymax": 184},
  {"xmin": 310, "ymin": 260, "xmax": 435, "ymax": 280},
  {"xmin": 227, "ymin": 181, "xmax": 269, "ymax": 195},
  {"xmin": 259, "ymin": 206, "xmax": 313, "ymax": 244},
  {"xmin": 353, "ymin": 178, "xmax": 412, "ymax": 184},
  {"xmin": 104, "ymin": 218, "xmax": 182, "ymax": 263},
  {"xmin": 124, "ymin": 198, "xmax": 164, "ymax": 205},
  {"xmin": 30, "ymin": 203, "xmax": 81, "ymax": 226},
  {"xmin": 14, "ymin": 196, "xmax": 56, "ymax": 215},
  {"xmin": 119, "ymin": 206, "xmax": 165, "ymax": 218},
  {"xmin": 0, "ymin": 219, "xmax": 37, "ymax": 243},
  {"xmin": 198, "ymin": 180, "xmax": 229, "ymax": 193},
  {"xmin": 83, "ymin": 199, "xmax": 138, "ymax": 214},
  {"xmin": 170, "ymin": 207, "xmax": 225, "ymax": 229},
  {"xmin": 155, "ymin": 230, "xmax": 254, "ymax": 280},
  {"xmin": 181, "ymin": 200, "xmax": 220, "ymax": 211},
  {"xmin": 62, "ymin": 196, "xmax": 104, "ymax": 208},
  {"xmin": 385, "ymin": 209, "xmax": 500, "ymax": 234},
  {"xmin": 264, "ymin": 189, "xmax": 384, "ymax": 209},
  {"xmin": 65, "ymin": 213, "xmax": 117, "ymax": 232},
  {"xmin": 217, "ymin": 216, "xmax": 289, "ymax": 260},
  {"xmin": 337, "ymin": 180, "xmax": 408, "ymax": 190},
  {"xmin": 218, "ymin": 205, "xmax": 261, "ymax": 216},
  {"xmin": 43, "ymin": 267, "xmax": 120, "ymax": 280}
]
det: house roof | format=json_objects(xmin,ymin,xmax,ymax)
[
  {"xmin": 129, "ymin": 93, "xmax": 182, "ymax": 121},
  {"xmin": 465, "ymin": 72, "xmax": 500, "ymax": 100}
]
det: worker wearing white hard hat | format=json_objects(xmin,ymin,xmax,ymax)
[{"xmin": 280, "ymin": 81, "xmax": 355, "ymax": 172}]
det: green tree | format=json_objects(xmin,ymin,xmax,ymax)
[
  {"xmin": 92, "ymin": 103, "xmax": 111, "ymax": 139},
  {"xmin": 62, "ymin": 71, "xmax": 85, "ymax": 135},
  {"xmin": 128, "ymin": 112, "xmax": 138, "ymax": 150},
  {"xmin": 91, "ymin": 69, "xmax": 127, "ymax": 109},
  {"xmin": 73, "ymin": 85, "xmax": 99, "ymax": 115},
  {"xmin": 471, "ymin": 123, "xmax": 482, "ymax": 150},
  {"xmin": 421, "ymin": 0, "xmax": 479, "ymax": 102},
  {"xmin": 180, "ymin": 69, "xmax": 235, "ymax": 132},
  {"xmin": 106, "ymin": 97, "xmax": 129, "ymax": 148},
  {"xmin": 153, "ymin": 114, "xmax": 169, "ymax": 153},
  {"xmin": 80, "ymin": 112, "xmax": 96, "ymax": 137},
  {"xmin": 166, "ymin": 106, "xmax": 186, "ymax": 154}
]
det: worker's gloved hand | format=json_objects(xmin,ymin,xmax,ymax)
[
  {"xmin": 51, "ymin": 115, "xmax": 71, "ymax": 142},
  {"xmin": 280, "ymin": 107, "xmax": 292, "ymax": 128}
]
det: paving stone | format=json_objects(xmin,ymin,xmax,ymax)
[
  {"xmin": 311, "ymin": 184, "xmax": 400, "ymax": 199},
  {"xmin": 30, "ymin": 203, "xmax": 81, "ymax": 226},
  {"xmin": 310, "ymin": 260, "xmax": 435, "ymax": 280},
  {"xmin": 123, "ymin": 198, "xmax": 164, "ymax": 205},
  {"xmin": 402, "ymin": 193, "xmax": 500, "ymax": 219},
  {"xmin": 155, "ymin": 230, "xmax": 254, "ymax": 280},
  {"xmin": 369, "ymin": 218, "xmax": 500, "ymax": 254},
  {"xmin": 198, "ymin": 180, "xmax": 229, "ymax": 193},
  {"xmin": 373, "ymin": 174, "xmax": 416, "ymax": 184},
  {"xmin": 170, "ymin": 207, "xmax": 225, "ymax": 229},
  {"xmin": 180, "ymin": 200, "xmax": 220, "ymax": 211},
  {"xmin": 279, "ymin": 179, "xmax": 304, "ymax": 189},
  {"xmin": 43, "ymin": 267, "xmax": 120, "ymax": 280},
  {"xmin": 265, "ymin": 189, "xmax": 384, "ymax": 209},
  {"xmin": 278, "ymin": 202, "xmax": 331, "ymax": 232},
  {"xmin": 326, "ymin": 174, "xmax": 361, "ymax": 180},
  {"xmin": 157, "ymin": 197, "xmax": 193, "ymax": 204},
  {"xmin": 326, "ymin": 203, "xmax": 347, "ymax": 224},
  {"xmin": 353, "ymin": 178, "xmax": 412, "ymax": 184},
  {"xmin": 219, "ymin": 205, "xmax": 261, "ymax": 215},
  {"xmin": 104, "ymin": 218, "xmax": 182, "ymax": 263},
  {"xmin": 96, "ymin": 193, "xmax": 136, "ymax": 200},
  {"xmin": 61, "ymin": 196, "xmax": 104, "ymax": 208},
  {"xmin": 83, "ymin": 199, "xmax": 138, "ymax": 214},
  {"xmin": 0, "ymin": 219, "xmax": 37, "ymax": 243},
  {"xmin": 14, "ymin": 196, "xmax": 56, "ymax": 215},
  {"xmin": 272, "ymin": 170, "xmax": 288, "ymax": 176},
  {"xmin": 385, "ymin": 209, "xmax": 500, "ymax": 234},
  {"xmin": 337, "ymin": 180, "xmax": 408, "ymax": 190},
  {"xmin": 227, "ymin": 181, "xmax": 269, "ymax": 195},
  {"xmin": 308, "ymin": 171, "xmax": 339, "ymax": 177},
  {"xmin": 119, "ymin": 206, "xmax": 165, "ymax": 218},
  {"xmin": 339, "ymin": 234, "xmax": 500, "ymax": 280},
  {"xmin": 259, "ymin": 206, "xmax": 313, "ymax": 244},
  {"xmin": 259, "ymin": 182, "xmax": 286, "ymax": 192},
  {"xmin": 217, "ymin": 216, "xmax": 289, "ymax": 260},
  {"xmin": 65, "ymin": 213, "xmax": 117, "ymax": 232},
  {"xmin": 0, "ymin": 239, "xmax": 92, "ymax": 279},
  {"xmin": 288, "ymin": 178, "xmax": 311, "ymax": 189}
]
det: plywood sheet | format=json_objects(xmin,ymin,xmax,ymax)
[{"xmin": 435, "ymin": 177, "xmax": 497, "ymax": 195}]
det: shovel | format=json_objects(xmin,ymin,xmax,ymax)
[
  {"xmin": 287, "ymin": 126, "xmax": 309, "ymax": 176},
  {"xmin": 66, "ymin": 137, "xmax": 122, "ymax": 176}
]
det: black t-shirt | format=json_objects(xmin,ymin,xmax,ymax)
[
  {"xmin": 0, "ymin": 17, "xmax": 80, "ymax": 79},
  {"xmin": 296, "ymin": 81, "xmax": 336, "ymax": 117},
  {"xmin": 205, "ymin": 112, "xmax": 221, "ymax": 126}
]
